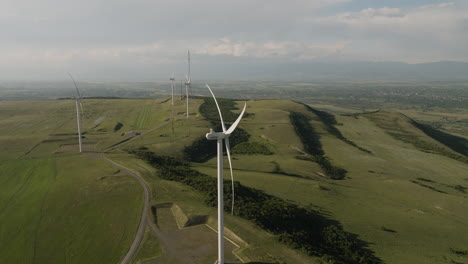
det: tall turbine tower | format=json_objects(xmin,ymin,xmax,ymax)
[
  {"xmin": 184, "ymin": 50, "xmax": 191, "ymax": 119},
  {"xmin": 170, "ymin": 74, "xmax": 175, "ymax": 135},
  {"xmin": 205, "ymin": 84, "xmax": 247, "ymax": 264},
  {"xmin": 170, "ymin": 74, "xmax": 175, "ymax": 106},
  {"xmin": 69, "ymin": 73, "xmax": 83, "ymax": 153}
]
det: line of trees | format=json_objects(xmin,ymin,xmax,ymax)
[{"xmin": 289, "ymin": 112, "xmax": 347, "ymax": 180}]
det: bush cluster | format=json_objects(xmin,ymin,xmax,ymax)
[
  {"xmin": 113, "ymin": 122, "xmax": 123, "ymax": 132},
  {"xmin": 413, "ymin": 121, "xmax": 468, "ymax": 157},
  {"xmin": 233, "ymin": 142, "xmax": 273, "ymax": 155},
  {"xmin": 300, "ymin": 103, "xmax": 371, "ymax": 153},
  {"xmin": 290, "ymin": 112, "xmax": 347, "ymax": 180}
]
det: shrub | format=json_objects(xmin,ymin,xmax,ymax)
[
  {"xmin": 290, "ymin": 112, "xmax": 347, "ymax": 180},
  {"xmin": 233, "ymin": 142, "xmax": 273, "ymax": 155},
  {"xmin": 113, "ymin": 122, "xmax": 123, "ymax": 132}
]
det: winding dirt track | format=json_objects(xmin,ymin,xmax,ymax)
[
  {"xmin": 99, "ymin": 121, "xmax": 169, "ymax": 264},
  {"xmin": 101, "ymin": 154, "xmax": 151, "ymax": 264}
]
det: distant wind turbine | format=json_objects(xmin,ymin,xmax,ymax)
[
  {"xmin": 170, "ymin": 74, "xmax": 175, "ymax": 135},
  {"xmin": 69, "ymin": 73, "xmax": 83, "ymax": 153},
  {"xmin": 184, "ymin": 50, "xmax": 191, "ymax": 119},
  {"xmin": 170, "ymin": 74, "xmax": 175, "ymax": 107},
  {"xmin": 205, "ymin": 84, "xmax": 247, "ymax": 264}
]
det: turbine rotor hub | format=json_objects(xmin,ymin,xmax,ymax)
[{"xmin": 206, "ymin": 129, "xmax": 228, "ymax": 140}]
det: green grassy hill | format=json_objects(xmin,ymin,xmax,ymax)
[{"xmin": 1, "ymin": 97, "xmax": 467, "ymax": 264}]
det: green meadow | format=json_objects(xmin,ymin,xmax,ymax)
[{"xmin": 1, "ymin": 96, "xmax": 467, "ymax": 264}]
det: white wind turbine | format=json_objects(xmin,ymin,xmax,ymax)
[
  {"xmin": 69, "ymin": 73, "xmax": 83, "ymax": 153},
  {"xmin": 205, "ymin": 84, "xmax": 247, "ymax": 264},
  {"xmin": 170, "ymin": 74, "xmax": 175, "ymax": 107},
  {"xmin": 170, "ymin": 74, "xmax": 175, "ymax": 135},
  {"xmin": 184, "ymin": 50, "xmax": 191, "ymax": 119}
]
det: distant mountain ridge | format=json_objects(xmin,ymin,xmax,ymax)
[
  {"xmin": 2, "ymin": 58, "xmax": 468, "ymax": 82},
  {"xmin": 192, "ymin": 57, "xmax": 468, "ymax": 82}
]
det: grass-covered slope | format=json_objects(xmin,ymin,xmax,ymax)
[
  {"xmin": 190, "ymin": 100, "xmax": 468, "ymax": 264},
  {"xmin": 319, "ymin": 112, "xmax": 468, "ymax": 264},
  {"xmin": 2, "ymin": 98, "xmax": 468, "ymax": 264},
  {"xmin": 363, "ymin": 111, "xmax": 468, "ymax": 163},
  {"xmin": 0, "ymin": 99, "xmax": 169, "ymax": 264}
]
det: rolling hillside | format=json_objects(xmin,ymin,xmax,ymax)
[{"xmin": 0, "ymin": 98, "xmax": 467, "ymax": 264}]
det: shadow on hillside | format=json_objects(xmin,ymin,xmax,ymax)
[{"xmin": 413, "ymin": 121, "xmax": 468, "ymax": 156}]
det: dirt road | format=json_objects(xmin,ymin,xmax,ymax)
[{"xmin": 101, "ymin": 154, "xmax": 151, "ymax": 264}]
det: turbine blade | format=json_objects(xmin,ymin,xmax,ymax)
[
  {"xmin": 68, "ymin": 73, "xmax": 81, "ymax": 99},
  {"xmin": 205, "ymin": 84, "xmax": 226, "ymax": 132},
  {"xmin": 226, "ymin": 103, "xmax": 247, "ymax": 135},
  {"xmin": 80, "ymin": 92, "xmax": 85, "ymax": 113},
  {"xmin": 188, "ymin": 50, "xmax": 191, "ymax": 78},
  {"xmin": 225, "ymin": 137, "xmax": 235, "ymax": 215}
]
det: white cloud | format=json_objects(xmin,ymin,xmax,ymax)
[
  {"xmin": 311, "ymin": 2, "xmax": 468, "ymax": 62},
  {"xmin": 195, "ymin": 38, "xmax": 349, "ymax": 60},
  {"xmin": 0, "ymin": 0, "xmax": 467, "ymax": 79}
]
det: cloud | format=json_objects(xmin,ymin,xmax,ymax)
[
  {"xmin": 311, "ymin": 2, "xmax": 468, "ymax": 62},
  {"xmin": 195, "ymin": 38, "xmax": 349, "ymax": 60},
  {"xmin": 0, "ymin": 0, "xmax": 467, "ymax": 79}
]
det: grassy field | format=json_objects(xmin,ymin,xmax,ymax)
[
  {"xmin": 0, "ymin": 155, "xmax": 143, "ymax": 264},
  {"xmin": 1, "ymin": 96, "xmax": 468, "ymax": 264},
  {"xmin": 0, "ymin": 99, "xmax": 160, "ymax": 264},
  {"xmin": 108, "ymin": 98, "xmax": 468, "ymax": 264},
  {"xmin": 188, "ymin": 101, "xmax": 468, "ymax": 264}
]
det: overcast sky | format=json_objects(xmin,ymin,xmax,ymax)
[{"xmin": 0, "ymin": 0, "xmax": 467, "ymax": 80}]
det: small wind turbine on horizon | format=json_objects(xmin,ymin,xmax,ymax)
[
  {"xmin": 170, "ymin": 73, "xmax": 175, "ymax": 107},
  {"xmin": 170, "ymin": 74, "xmax": 175, "ymax": 135},
  {"xmin": 184, "ymin": 50, "xmax": 191, "ymax": 119},
  {"xmin": 205, "ymin": 84, "xmax": 247, "ymax": 264},
  {"xmin": 69, "ymin": 73, "xmax": 83, "ymax": 153}
]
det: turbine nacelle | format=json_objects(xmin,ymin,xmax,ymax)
[
  {"xmin": 206, "ymin": 129, "xmax": 229, "ymax": 140},
  {"xmin": 185, "ymin": 74, "xmax": 191, "ymax": 86}
]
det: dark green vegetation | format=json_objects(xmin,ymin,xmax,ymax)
[
  {"xmin": 412, "ymin": 121, "xmax": 468, "ymax": 156},
  {"xmin": 450, "ymin": 248, "xmax": 468, "ymax": 256},
  {"xmin": 128, "ymin": 149, "xmax": 380, "ymax": 264},
  {"xmin": 302, "ymin": 103, "xmax": 372, "ymax": 153},
  {"xmin": 233, "ymin": 141, "xmax": 273, "ymax": 155},
  {"xmin": 289, "ymin": 112, "xmax": 347, "ymax": 180},
  {"xmin": 410, "ymin": 180, "xmax": 448, "ymax": 194},
  {"xmin": 114, "ymin": 122, "xmax": 124, "ymax": 132},
  {"xmin": 198, "ymin": 96, "xmax": 242, "ymax": 123},
  {"xmin": 289, "ymin": 112, "xmax": 323, "ymax": 155},
  {"xmin": 410, "ymin": 178, "xmax": 467, "ymax": 195}
]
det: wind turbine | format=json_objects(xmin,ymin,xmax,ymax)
[
  {"xmin": 170, "ymin": 74, "xmax": 175, "ymax": 107},
  {"xmin": 170, "ymin": 74, "xmax": 175, "ymax": 135},
  {"xmin": 69, "ymin": 73, "xmax": 83, "ymax": 153},
  {"xmin": 205, "ymin": 84, "xmax": 247, "ymax": 264},
  {"xmin": 184, "ymin": 50, "xmax": 191, "ymax": 119}
]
